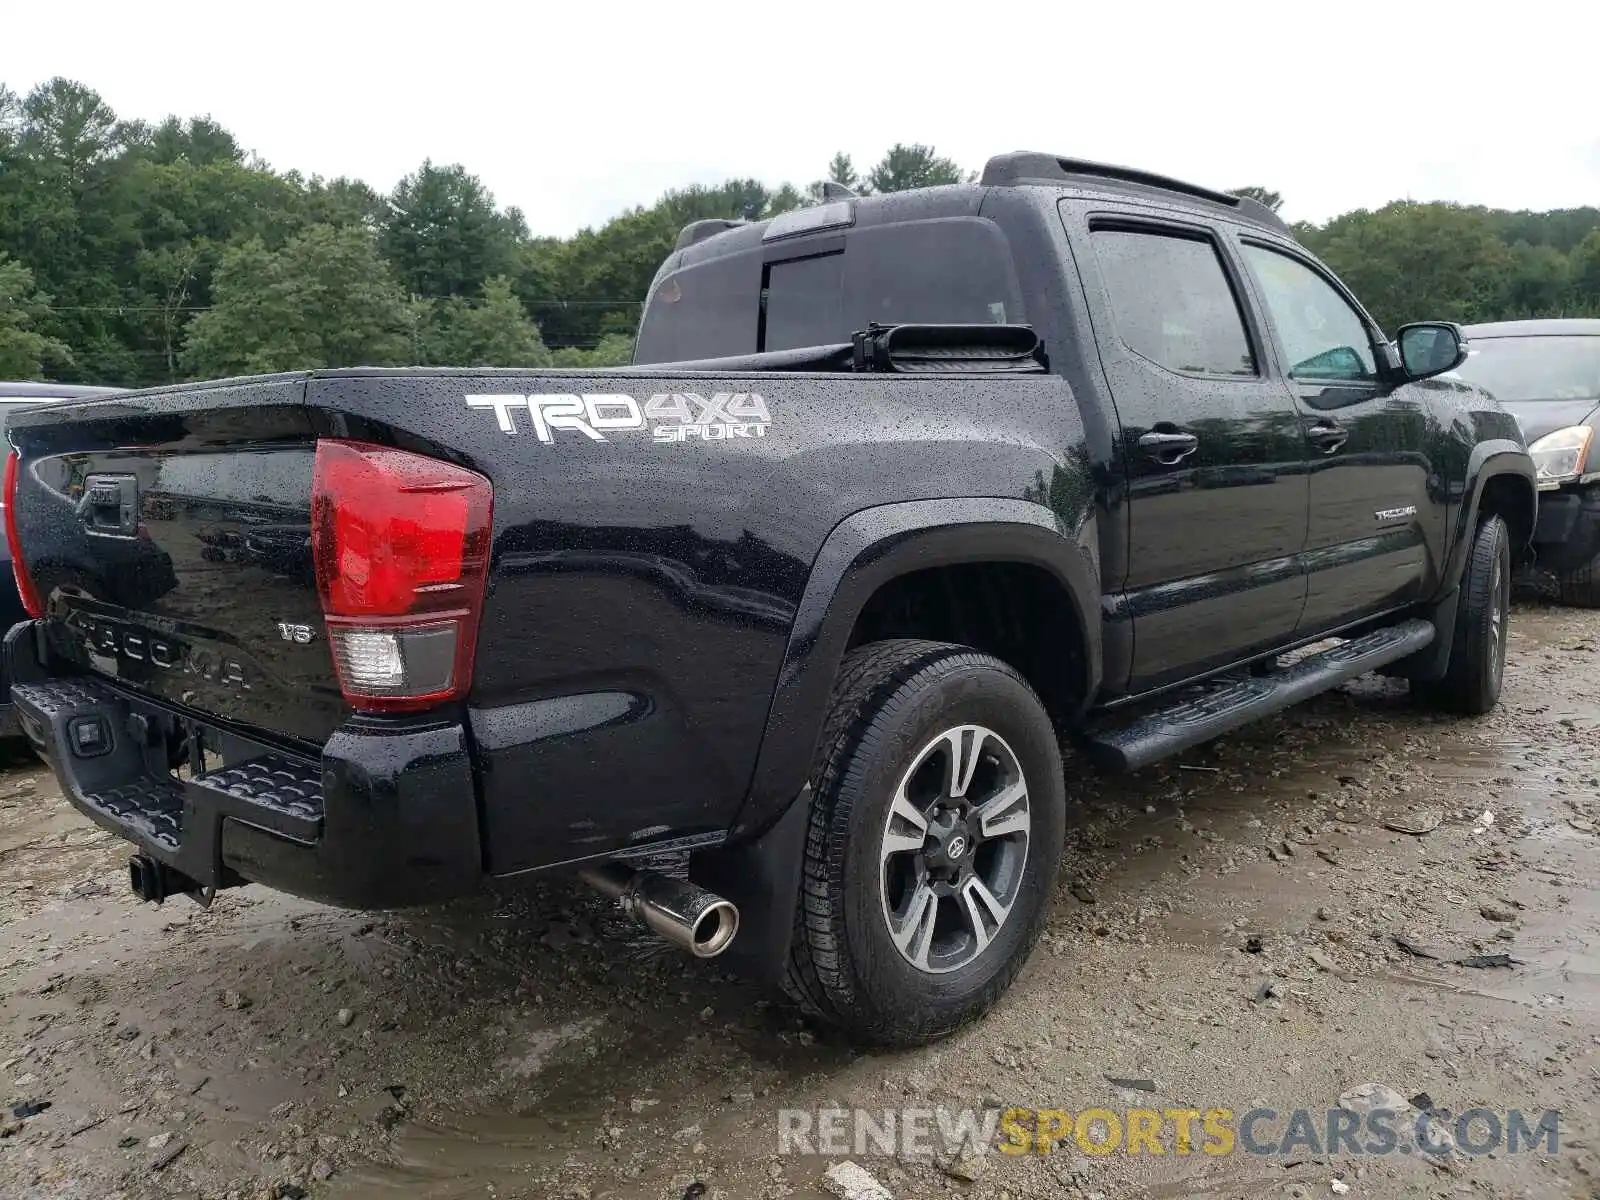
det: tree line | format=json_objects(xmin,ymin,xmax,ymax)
[{"xmin": 2, "ymin": 77, "xmax": 1598, "ymax": 385}]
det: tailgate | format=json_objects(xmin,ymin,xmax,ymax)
[{"xmin": 6, "ymin": 377, "xmax": 345, "ymax": 747}]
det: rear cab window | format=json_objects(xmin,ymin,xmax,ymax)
[
  {"xmin": 633, "ymin": 254, "xmax": 761, "ymax": 363},
  {"xmin": 635, "ymin": 214, "xmax": 1027, "ymax": 363}
]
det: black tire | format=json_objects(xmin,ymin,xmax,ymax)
[
  {"xmin": 1413, "ymin": 515, "xmax": 1511, "ymax": 715},
  {"xmin": 1554, "ymin": 485, "xmax": 1600, "ymax": 608},
  {"xmin": 1556, "ymin": 551, "xmax": 1600, "ymax": 608},
  {"xmin": 782, "ymin": 638, "xmax": 1065, "ymax": 1046}
]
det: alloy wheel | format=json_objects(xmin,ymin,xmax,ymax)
[{"xmin": 878, "ymin": 724, "xmax": 1032, "ymax": 974}]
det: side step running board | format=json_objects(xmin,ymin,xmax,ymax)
[{"xmin": 1081, "ymin": 618, "xmax": 1435, "ymax": 772}]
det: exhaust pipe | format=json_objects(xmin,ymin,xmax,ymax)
[{"xmin": 579, "ymin": 861, "xmax": 739, "ymax": 958}]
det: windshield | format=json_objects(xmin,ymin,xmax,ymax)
[{"xmin": 1454, "ymin": 335, "xmax": 1600, "ymax": 403}]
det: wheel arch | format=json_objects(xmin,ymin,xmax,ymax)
[
  {"xmin": 731, "ymin": 497, "xmax": 1101, "ymax": 842},
  {"xmin": 1447, "ymin": 442, "xmax": 1539, "ymax": 586}
]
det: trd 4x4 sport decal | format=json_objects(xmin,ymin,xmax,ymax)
[{"xmin": 464, "ymin": 392, "xmax": 771, "ymax": 444}]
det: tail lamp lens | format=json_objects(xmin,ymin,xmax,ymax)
[
  {"xmin": 3, "ymin": 451, "xmax": 44, "ymax": 619},
  {"xmin": 311, "ymin": 440, "xmax": 492, "ymax": 712}
]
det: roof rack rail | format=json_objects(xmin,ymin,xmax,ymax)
[
  {"xmin": 980, "ymin": 152, "xmax": 1291, "ymax": 235},
  {"xmin": 674, "ymin": 218, "xmax": 749, "ymax": 251}
]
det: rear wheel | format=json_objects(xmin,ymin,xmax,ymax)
[
  {"xmin": 1413, "ymin": 515, "xmax": 1511, "ymax": 715},
  {"xmin": 783, "ymin": 639, "xmax": 1065, "ymax": 1046}
]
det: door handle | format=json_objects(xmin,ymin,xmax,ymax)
[
  {"xmin": 1138, "ymin": 430, "xmax": 1199, "ymax": 465},
  {"xmin": 77, "ymin": 474, "xmax": 139, "ymax": 537},
  {"xmin": 1307, "ymin": 421, "xmax": 1349, "ymax": 454}
]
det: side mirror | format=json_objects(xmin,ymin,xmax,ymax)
[{"xmin": 1396, "ymin": 322, "xmax": 1467, "ymax": 381}]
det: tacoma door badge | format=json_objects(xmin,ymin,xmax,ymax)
[{"xmin": 1374, "ymin": 506, "xmax": 1417, "ymax": 523}]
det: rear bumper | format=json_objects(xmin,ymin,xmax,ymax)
[
  {"xmin": 1530, "ymin": 483, "xmax": 1600, "ymax": 575},
  {"xmin": 5, "ymin": 622, "xmax": 484, "ymax": 909}
]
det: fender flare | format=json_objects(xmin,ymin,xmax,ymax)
[
  {"xmin": 730, "ymin": 497, "xmax": 1101, "ymax": 840},
  {"xmin": 1444, "ymin": 441, "xmax": 1538, "ymax": 590}
]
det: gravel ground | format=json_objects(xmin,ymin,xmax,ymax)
[{"xmin": 1, "ymin": 600, "xmax": 1597, "ymax": 1200}]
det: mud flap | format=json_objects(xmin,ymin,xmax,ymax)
[
  {"xmin": 688, "ymin": 784, "xmax": 811, "ymax": 987},
  {"xmin": 1382, "ymin": 586, "xmax": 1460, "ymax": 682}
]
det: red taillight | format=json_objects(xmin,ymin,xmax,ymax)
[
  {"xmin": 311, "ymin": 439, "xmax": 492, "ymax": 713},
  {"xmin": 3, "ymin": 451, "xmax": 44, "ymax": 619}
]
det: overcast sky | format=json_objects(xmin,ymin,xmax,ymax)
[{"xmin": 5, "ymin": 1, "xmax": 1596, "ymax": 237}]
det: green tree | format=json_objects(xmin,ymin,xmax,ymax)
[
  {"xmin": 660, "ymin": 179, "xmax": 774, "ymax": 224},
  {"xmin": 865, "ymin": 143, "xmax": 966, "ymax": 193},
  {"xmin": 421, "ymin": 275, "xmax": 552, "ymax": 366},
  {"xmin": 766, "ymin": 183, "xmax": 806, "ymax": 215},
  {"xmin": 1302, "ymin": 202, "xmax": 1515, "ymax": 331},
  {"xmin": 0, "ymin": 85, "xmax": 21, "ymax": 150},
  {"xmin": 1230, "ymin": 186, "xmax": 1283, "ymax": 213},
  {"xmin": 808, "ymin": 151, "xmax": 861, "ymax": 201},
  {"xmin": 381, "ymin": 161, "xmax": 519, "ymax": 298},
  {"xmin": 1493, "ymin": 207, "xmax": 1600, "ymax": 254},
  {"xmin": 550, "ymin": 333, "xmax": 634, "ymax": 368},
  {"xmin": 0, "ymin": 253, "xmax": 72, "ymax": 377},
  {"xmin": 262, "ymin": 173, "xmax": 393, "ymax": 238},
  {"xmin": 826, "ymin": 151, "xmax": 859, "ymax": 190},
  {"xmin": 116, "ymin": 154, "xmax": 306, "ymax": 381},
  {"xmin": 17, "ymin": 77, "xmax": 126, "ymax": 177},
  {"xmin": 181, "ymin": 223, "xmax": 415, "ymax": 375},
  {"xmin": 0, "ymin": 78, "xmax": 143, "ymax": 382},
  {"xmin": 1571, "ymin": 230, "xmax": 1600, "ymax": 311},
  {"xmin": 145, "ymin": 115, "xmax": 242, "ymax": 166},
  {"xmin": 1504, "ymin": 241, "xmax": 1571, "ymax": 315}
]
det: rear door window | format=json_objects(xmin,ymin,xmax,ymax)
[{"xmin": 1089, "ymin": 227, "xmax": 1257, "ymax": 377}]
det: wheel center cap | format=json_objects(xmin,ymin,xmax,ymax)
[{"xmin": 923, "ymin": 811, "xmax": 976, "ymax": 876}]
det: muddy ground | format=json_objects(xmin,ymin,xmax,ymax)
[{"xmin": 1, "ymin": 600, "xmax": 1597, "ymax": 1200}]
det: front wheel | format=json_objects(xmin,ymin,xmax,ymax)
[
  {"xmin": 783, "ymin": 639, "xmax": 1065, "ymax": 1046},
  {"xmin": 1413, "ymin": 514, "xmax": 1511, "ymax": 715}
]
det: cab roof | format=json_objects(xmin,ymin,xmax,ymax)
[{"xmin": 668, "ymin": 150, "xmax": 1292, "ymax": 268}]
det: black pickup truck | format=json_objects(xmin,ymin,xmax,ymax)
[{"xmin": 4, "ymin": 154, "xmax": 1536, "ymax": 1046}]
